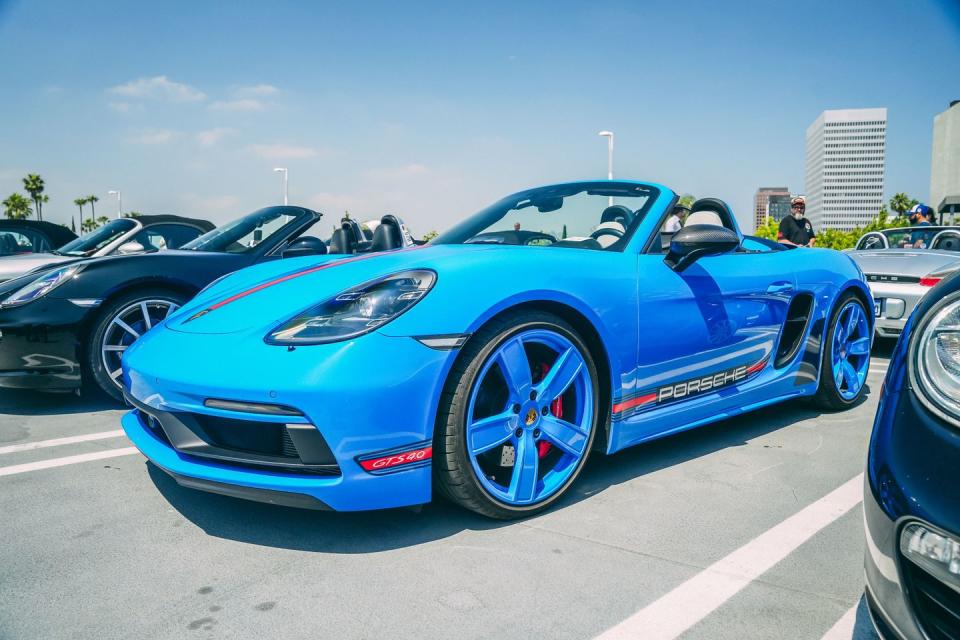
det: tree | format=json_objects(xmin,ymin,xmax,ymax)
[
  {"xmin": 96, "ymin": 216, "xmax": 109, "ymax": 228},
  {"xmin": 754, "ymin": 215, "xmax": 779, "ymax": 241},
  {"xmin": 22, "ymin": 174, "xmax": 47, "ymax": 221},
  {"xmin": 86, "ymin": 195, "xmax": 99, "ymax": 228},
  {"xmin": 3, "ymin": 193, "xmax": 32, "ymax": 220},
  {"xmin": 73, "ymin": 198, "xmax": 86, "ymax": 229},
  {"xmin": 889, "ymin": 193, "xmax": 915, "ymax": 217},
  {"xmin": 80, "ymin": 217, "xmax": 98, "ymax": 233},
  {"xmin": 71, "ymin": 216, "xmax": 76, "ymax": 233},
  {"xmin": 561, "ymin": 224, "xmax": 568, "ymax": 239},
  {"xmin": 678, "ymin": 194, "xmax": 696, "ymax": 209},
  {"xmin": 122, "ymin": 211, "xmax": 142, "ymax": 218},
  {"xmin": 421, "ymin": 230, "xmax": 439, "ymax": 242}
]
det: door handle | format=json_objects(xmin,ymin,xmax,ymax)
[{"xmin": 766, "ymin": 282, "xmax": 794, "ymax": 294}]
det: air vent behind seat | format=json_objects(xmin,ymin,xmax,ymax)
[{"xmin": 775, "ymin": 293, "xmax": 813, "ymax": 369}]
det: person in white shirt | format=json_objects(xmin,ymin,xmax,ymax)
[{"xmin": 663, "ymin": 205, "xmax": 687, "ymax": 233}]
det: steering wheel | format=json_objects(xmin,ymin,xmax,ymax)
[{"xmin": 589, "ymin": 226, "xmax": 624, "ymax": 246}]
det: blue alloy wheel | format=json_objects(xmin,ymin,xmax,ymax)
[
  {"xmin": 435, "ymin": 311, "xmax": 599, "ymax": 519},
  {"xmin": 831, "ymin": 300, "xmax": 870, "ymax": 400},
  {"xmin": 813, "ymin": 294, "xmax": 870, "ymax": 409}
]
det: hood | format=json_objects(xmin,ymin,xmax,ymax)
[
  {"xmin": 166, "ymin": 245, "xmax": 491, "ymax": 335},
  {"xmin": 0, "ymin": 253, "xmax": 75, "ymax": 283},
  {"xmin": 847, "ymin": 249, "xmax": 960, "ymax": 279}
]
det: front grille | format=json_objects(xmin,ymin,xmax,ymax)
[
  {"xmin": 133, "ymin": 404, "xmax": 340, "ymax": 476},
  {"xmin": 901, "ymin": 555, "xmax": 960, "ymax": 639},
  {"xmin": 867, "ymin": 273, "xmax": 921, "ymax": 284}
]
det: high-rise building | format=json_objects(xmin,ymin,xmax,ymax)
[
  {"xmin": 805, "ymin": 108, "xmax": 886, "ymax": 231},
  {"xmin": 753, "ymin": 187, "xmax": 789, "ymax": 230},
  {"xmin": 931, "ymin": 100, "xmax": 960, "ymax": 221},
  {"xmin": 767, "ymin": 194, "xmax": 794, "ymax": 223}
]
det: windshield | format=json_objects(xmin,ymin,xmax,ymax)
[
  {"xmin": 182, "ymin": 207, "xmax": 311, "ymax": 253},
  {"xmin": 435, "ymin": 182, "xmax": 659, "ymax": 251},
  {"xmin": 56, "ymin": 219, "xmax": 137, "ymax": 256},
  {"xmin": 858, "ymin": 227, "xmax": 960, "ymax": 251}
]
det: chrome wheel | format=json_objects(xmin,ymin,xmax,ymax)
[{"xmin": 100, "ymin": 299, "xmax": 179, "ymax": 387}]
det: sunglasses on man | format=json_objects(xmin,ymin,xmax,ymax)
[{"xmin": 791, "ymin": 204, "xmax": 805, "ymax": 210}]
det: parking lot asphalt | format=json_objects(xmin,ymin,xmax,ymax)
[{"xmin": 0, "ymin": 343, "xmax": 895, "ymax": 640}]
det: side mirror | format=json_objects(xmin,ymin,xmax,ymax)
[
  {"xmin": 664, "ymin": 225, "xmax": 740, "ymax": 272},
  {"xmin": 282, "ymin": 236, "xmax": 327, "ymax": 259},
  {"xmin": 117, "ymin": 241, "xmax": 145, "ymax": 255}
]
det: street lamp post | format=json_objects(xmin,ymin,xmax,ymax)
[
  {"xmin": 273, "ymin": 167, "xmax": 288, "ymax": 205},
  {"xmin": 597, "ymin": 131, "xmax": 614, "ymax": 206},
  {"xmin": 108, "ymin": 190, "xmax": 122, "ymax": 218}
]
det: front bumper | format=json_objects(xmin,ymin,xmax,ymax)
[
  {"xmin": 864, "ymin": 328, "xmax": 960, "ymax": 639},
  {"xmin": 121, "ymin": 327, "xmax": 456, "ymax": 512},
  {"xmin": 0, "ymin": 297, "xmax": 89, "ymax": 390}
]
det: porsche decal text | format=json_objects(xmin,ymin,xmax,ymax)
[{"xmin": 657, "ymin": 365, "xmax": 748, "ymax": 402}]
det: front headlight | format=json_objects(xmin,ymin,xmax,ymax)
[
  {"xmin": 265, "ymin": 269, "xmax": 436, "ymax": 345},
  {"xmin": 0, "ymin": 265, "xmax": 83, "ymax": 308},
  {"xmin": 901, "ymin": 522, "xmax": 960, "ymax": 589},
  {"xmin": 911, "ymin": 291, "xmax": 960, "ymax": 425}
]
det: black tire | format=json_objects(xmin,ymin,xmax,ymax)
[
  {"xmin": 433, "ymin": 310, "xmax": 600, "ymax": 519},
  {"xmin": 812, "ymin": 292, "xmax": 870, "ymax": 410},
  {"xmin": 85, "ymin": 288, "xmax": 187, "ymax": 402}
]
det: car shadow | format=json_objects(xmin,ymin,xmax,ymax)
[
  {"xmin": 149, "ymin": 393, "xmax": 864, "ymax": 554},
  {"xmin": 0, "ymin": 389, "xmax": 120, "ymax": 416}
]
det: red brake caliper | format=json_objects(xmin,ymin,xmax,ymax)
[{"xmin": 537, "ymin": 364, "xmax": 564, "ymax": 459}]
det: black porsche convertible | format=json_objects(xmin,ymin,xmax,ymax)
[{"xmin": 0, "ymin": 206, "xmax": 413, "ymax": 400}]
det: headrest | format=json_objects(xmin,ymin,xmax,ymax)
[
  {"xmin": 600, "ymin": 205, "xmax": 634, "ymax": 226},
  {"xmin": 329, "ymin": 228, "xmax": 354, "ymax": 254},
  {"xmin": 684, "ymin": 211, "xmax": 723, "ymax": 228},
  {"xmin": 371, "ymin": 218, "xmax": 403, "ymax": 252}
]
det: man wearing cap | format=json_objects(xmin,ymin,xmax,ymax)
[
  {"xmin": 908, "ymin": 203, "xmax": 935, "ymax": 248},
  {"xmin": 777, "ymin": 197, "xmax": 816, "ymax": 247}
]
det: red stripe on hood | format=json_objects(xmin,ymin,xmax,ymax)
[{"xmin": 186, "ymin": 246, "xmax": 421, "ymax": 322}]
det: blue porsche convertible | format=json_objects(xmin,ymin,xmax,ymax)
[{"xmin": 121, "ymin": 181, "xmax": 873, "ymax": 518}]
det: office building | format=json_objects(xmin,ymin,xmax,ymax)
[
  {"xmin": 931, "ymin": 100, "xmax": 960, "ymax": 222},
  {"xmin": 767, "ymin": 194, "xmax": 794, "ymax": 223},
  {"xmin": 753, "ymin": 187, "xmax": 789, "ymax": 230},
  {"xmin": 805, "ymin": 108, "xmax": 886, "ymax": 231}
]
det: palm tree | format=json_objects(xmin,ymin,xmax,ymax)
[
  {"xmin": 3, "ymin": 193, "xmax": 33, "ymax": 220},
  {"xmin": 889, "ymin": 193, "xmax": 913, "ymax": 217},
  {"xmin": 22, "ymin": 174, "xmax": 47, "ymax": 221},
  {"xmin": 86, "ymin": 195, "xmax": 99, "ymax": 229},
  {"xmin": 74, "ymin": 198, "xmax": 86, "ymax": 229}
]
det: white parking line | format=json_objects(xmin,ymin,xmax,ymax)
[
  {"xmin": 0, "ymin": 429, "xmax": 126, "ymax": 455},
  {"xmin": 820, "ymin": 602, "xmax": 859, "ymax": 639},
  {"xmin": 595, "ymin": 474, "xmax": 864, "ymax": 640},
  {"xmin": 0, "ymin": 448, "xmax": 140, "ymax": 477}
]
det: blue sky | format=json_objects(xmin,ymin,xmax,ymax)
[{"xmin": 1, "ymin": 0, "xmax": 957, "ymax": 234}]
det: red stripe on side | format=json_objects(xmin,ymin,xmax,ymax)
[
  {"xmin": 746, "ymin": 357, "xmax": 768, "ymax": 375},
  {"xmin": 612, "ymin": 393, "xmax": 657, "ymax": 414}
]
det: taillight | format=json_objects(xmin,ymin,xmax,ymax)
[{"xmin": 920, "ymin": 277, "xmax": 942, "ymax": 287}]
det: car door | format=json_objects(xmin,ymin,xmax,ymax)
[{"xmin": 618, "ymin": 247, "xmax": 796, "ymax": 444}]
